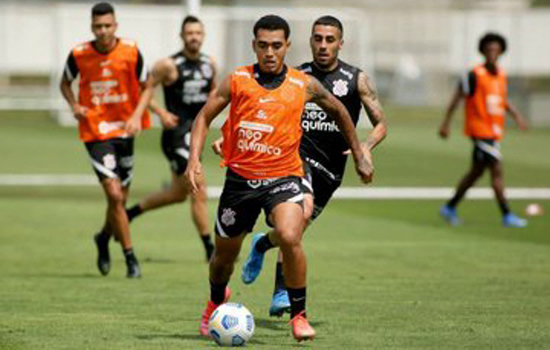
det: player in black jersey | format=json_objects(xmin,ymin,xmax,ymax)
[
  {"xmin": 237, "ymin": 15, "xmax": 387, "ymax": 316},
  {"xmin": 125, "ymin": 15, "xmax": 217, "ymax": 261}
]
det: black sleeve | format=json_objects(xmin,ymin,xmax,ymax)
[
  {"xmin": 63, "ymin": 52, "xmax": 79, "ymax": 81},
  {"xmin": 458, "ymin": 70, "xmax": 476, "ymax": 96},
  {"xmin": 135, "ymin": 49, "xmax": 147, "ymax": 83}
]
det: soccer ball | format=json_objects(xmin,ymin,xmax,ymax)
[{"xmin": 208, "ymin": 302, "xmax": 255, "ymax": 347}]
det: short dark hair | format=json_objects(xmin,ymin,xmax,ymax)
[
  {"xmin": 253, "ymin": 15, "xmax": 290, "ymax": 40},
  {"xmin": 313, "ymin": 15, "xmax": 344, "ymax": 38},
  {"xmin": 181, "ymin": 15, "xmax": 202, "ymax": 32},
  {"xmin": 478, "ymin": 32, "xmax": 507, "ymax": 54},
  {"xmin": 91, "ymin": 2, "xmax": 114, "ymax": 17}
]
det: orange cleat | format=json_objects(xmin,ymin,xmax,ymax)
[
  {"xmin": 199, "ymin": 287, "xmax": 232, "ymax": 337},
  {"xmin": 289, "ymin": 311, "xmax": 315, "ymax": 342}
]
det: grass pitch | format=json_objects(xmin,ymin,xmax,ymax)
[{"xmin": 0, "ymin": 109, "xmax": 549, "ymax": 349}]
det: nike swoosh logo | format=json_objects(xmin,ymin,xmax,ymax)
[
  {"xmin": 259, "ymin": 97, "xmax": 275, "ymax": 103},
  {"xmin": 291, "ymin": 297, "xmax": 306, "ymax": 302}
]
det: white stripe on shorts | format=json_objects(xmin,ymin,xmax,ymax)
[{"xmin": 90, "ymin": 159, "xmax": 117, "ymax": 179}]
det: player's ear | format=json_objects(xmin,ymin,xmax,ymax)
[
  {"xmin": 339, "ymin": 39, "xmax": 343, "ymax": 50},
  {"xmin": 286, "ymin": 39, "xmax": 291, "ymax": 49},
  {"xmin": 252, "ymin": 39, "xmax": 257, "ymax": 53}
]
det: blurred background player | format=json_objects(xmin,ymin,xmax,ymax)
[
  {"xmin": 238, "ymin": 15, "xmax": 387, "ymax": 317},
  {"xmin": 439, "ymin": 32, "xmax": 529, "ymax": 227},
  {"xmin": 187, "ymin": 15, "xmax": 373, "ymax": 342},
  {"xmin": 125, "ymin": 15, "xmax": 217, "ymax": 261},
  {"xmin": 59, "ymin": 2, "xmax": 149, "ymax": 278}
]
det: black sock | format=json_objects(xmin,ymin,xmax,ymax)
[
  {"xmin": 97, "ymin": 228, "xmax": 111, "ymax": 242},
  {"xmin": 210, "ymin": 280, "xmax": 228, "ymax": 305},
  {"xmin": 273, "ymin": 262, "xmax": 285, "ymax": 293},
  {"xmin": 447, "ymin": 195, "xmax": 462, "ymax": 208},
  {"xmin": 255, "ymin": 234, "xmax": 274, "ymax": 254},
  {"xmin": 126, "ymin": 204, "xmax": 143, "ymax": 222},
  {"xmin": 201, "ymin": 234, "xmax": 214, "ymax": 260},
  {"xmin": 123, "ymin": 248, "xmax": 137, "ymax": 263},
  {"xmin": 287, "ymin": 287, "xmax": 306, "ymax": 318},
  {"xmin": 498, "ymin": 200, "xmax": 511, "ymax": 216}
]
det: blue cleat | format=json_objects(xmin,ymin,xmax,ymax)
[
  {"xmin": 269, "ymin": 289, "xmax": 291, "ymax": 317},
  {"xmin": 440, "ymin": 205, "xmax": 460, "ymax": 226},
  {"xmin": 503, "ymin": 213, "xmax": 527, "ymax": 228},
  {"xmin": 241, "ymin": 233, "xmax": 266, "ymax": 284}
]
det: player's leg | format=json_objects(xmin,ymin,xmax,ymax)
[
  {"xmin": 269, "ymin": 202, "xmax": 315, "ymax": 341},
  {"xmin": 126, "ymin": 127, "xmax": 189, "ymax": 221},
  {"xmin": 488, "ymin": 160, "xmax": 527, "ymax": 227},
  {"xmin": 190, "ymin": 177, "xmax": 214, "ymax": 261},
  {"xmin": 441, "ymin": 141, "xmax": 487, "ymax": 225}
]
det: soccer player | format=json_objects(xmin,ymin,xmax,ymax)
[
  {"xmin": 59, "ymin": 2, "xmax": 149, "ymax": 278},
  {"xmin": 237, "ymin": 15, "xmax": 387, "ymax": 317},
  {"xmin": 187, "ymin": 15, "xmax": 373, "ymax": 342},
  {"xmin": 125, "ymin": 15, "xmax": 217, "ymax": 261},
  {"xmin": 439, "ymin": 32, "xmax": 528, "ymax": 227}
]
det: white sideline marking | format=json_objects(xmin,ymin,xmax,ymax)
[{"xmin": 0, "ymin": 174, "xmax": 549, "ymax": 199}]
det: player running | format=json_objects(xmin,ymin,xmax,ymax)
[
  {"xmin": 125, "ymin": 15, "xmax": 217, "ymax": 261},
  {"xmin": 59, "ymin": 2, "xmax": 149, "ymax": 278},
  {"xmin": 236, "ymin": 15, "xmax": 387, "ymax": 317},
  {"xmin": 187, "ymin": 15, "xmax": 373, "ymax": 342},
  {"xmin": 439, "ymin": 32, "xmax": 528, "ymax": 227}
]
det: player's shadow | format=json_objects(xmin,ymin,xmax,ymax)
[
  {"xmin": 136, "ymin": 333, "xmax": 209, "ymax": 342},
  {"xmin": 255, "ymin": 317, "xmax": 325, "ymax": 331}
]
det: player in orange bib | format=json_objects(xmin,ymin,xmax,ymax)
[
  {"xmin": 186, "ymin": 15, "xmax": 373, "ymax": 342},
  {"xmin": 439, "ymin": 33, "xmax": 528, "ymax": 227},
  {"xmin": 60, "ymin": 2, "xmax": 152, "ymax": 278}
]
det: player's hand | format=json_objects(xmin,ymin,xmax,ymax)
[
  {"xmin": 439, "ymin": 124, "xmax": 450, "ymax": 139},
  {"xmin": 211, "ymin": 137, "xmax": 224, "ymax": 157},
  {"xmin": 124, "ymin": 116, "xmax": 142, "ymax": 136},
  {"xmin": 71, "ymin": 103, "xmax": 88, "ymax": 121},
  {"xmin": 160, "ymin": 110, "xmax": 178, "ymax": 129},
  {"xmin": 354, "ymin": 148, "xmax": 374, "ymax": 184},
  {"xmin": 185, "ymin": 159, "xmax": 203, "ymax": 194},
  {"xmin": 517, "ymin": 117, "xmax": 529, "ymax": 131}
]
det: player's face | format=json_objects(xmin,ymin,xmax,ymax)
[
  {"xmin": 91, "ymin": 14, "xmax": 117, "ymax": 47},
  {"xmin": 310, "ymin": 25, "xmax": 343, "ymax": 69},
  {"xmin": 483, "ymin": 41, "xmax": 503, "ymax": 65},
  {"xmin": 253, "ymin": 29, "xmax": 289, "ymax": 74},
  {"xmin": 181, "ymin": 22, "xmax": 204, "ymax": 54}
]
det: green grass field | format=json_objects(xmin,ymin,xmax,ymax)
[{"xmin": 1, "ymin": 109, "xmax": 549, "ymax": 349}]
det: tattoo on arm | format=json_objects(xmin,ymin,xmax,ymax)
[{"xmin": 358, "ymin": 72, "xmax": 384, "ymax": 126}]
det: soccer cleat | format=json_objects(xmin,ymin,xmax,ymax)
[
  {"xmin": 440, "ymin": 205, "xmax": 460, "ymax": 226},
  {"xmin": 269, "ymin": 289, "xmax": 291, "ymax": 317},
  {"xmin": 200, "ymin": 288, "xmax": 232, "ymax": 337},
  {"xmin": 241, "ymin": 233, "xmax": 267, "ymax": 284},
  {"xmin": 503, "ymin": 213, "xmax": 528, "ymax": 228},
  {"xmin": 126, "ymin": 256, "xmax": 141, "ymax": 278},
  {"xmin": 289, "ymin": 311, "xmax": 315, "ymax": 342},
  {"xmin": 94, "ymin": 232, "xmax": 111, "ymax": 276}
]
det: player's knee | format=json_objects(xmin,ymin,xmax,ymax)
[
  {"xmin": 105, "ymin": 186, "xmax": 125, "ymax": 206},
  {"xmin": 277, "ymin": 228, "xmax": 302, "ymax": 250},
  {"xmin": 172, "ymin": 189, "xmax": 188, "ymax": 203}
]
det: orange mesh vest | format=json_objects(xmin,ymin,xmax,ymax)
[
  {"xmin": 71, "ymin": 39, "xmax": 150, "ymax": 142},
  {"xmin": 464, "ymin": 65, "xmax": 507, "ymax": 140},
  {"xmin": 221, "ymin": 66, "xmax": 309, "ymax": 179}
]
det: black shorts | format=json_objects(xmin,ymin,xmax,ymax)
[
  {"xmin": 161, "ymin": 124, "xmax": 191, "ymax": 175},
  {"xmin": 300, "ymin": 157, "xmax": 342, "ymax": 220},
  {"xmin": 215, "ymin": 169, "xmax": 304, "ymax": 238},
  {"xmin": 472, "ymin": 139, "xmax": 501, "ymax": 164},
  {"xmin": 84, "ymin": 137, "xmax": 134, "ymax": 186}
]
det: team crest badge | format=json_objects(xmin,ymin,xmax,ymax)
[
  {"xmin": 332, "ymin": 79, "xmax": 349, "ymax": 97},
  {"xmin": 103, "ymin": 154, "xmax": 116, "ymax": 170},
  {"xmin": 221, "ymin": 208, "xmax": 236, "ymax": 226}
]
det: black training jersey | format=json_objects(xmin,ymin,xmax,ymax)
[
  {"xmin": 163, "ymin": 51, "xmax": 214, "ymax": 127},
  {"xmin": 297, "ymin": 60, "xmax": 362, "ymax": 181}
]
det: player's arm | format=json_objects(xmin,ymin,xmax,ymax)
[
  {"xmin": 59, "ymin": 52, "xmax": 87, "ymax": 121},
  {"xmin": 306, "ymin": 77, "xmax": 373, "ymax": 184},
  {"xmin": 440, "ymin": 74, "xmax": 470, "ymax": 139},
  {"xmin": 358, "ymin": 71, "xmax": 387, "ymax": 151},
  {"xmin": 506, "ymin": 101, "xmax": 528, "ymax": 131},
  {"xmin": 126, "ymin": 57, "xmax": 178, "ymax": 134},
  {"xmin": 185, "ymin": 75, "xmax": 232, "ymax": 192}
]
